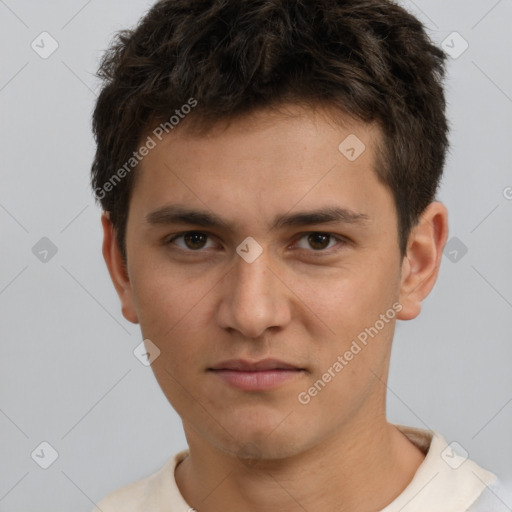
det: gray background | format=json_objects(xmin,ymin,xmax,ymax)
[{"xmin": 1, "ymin": 0, "xmax": 511, "ymax": 510}]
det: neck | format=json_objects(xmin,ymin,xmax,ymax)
[{"xmin": 175, "ymin": 418, "xmax": 426, "ymax": 512}]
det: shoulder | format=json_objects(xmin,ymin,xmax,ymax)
[
  {"xmin": 387, "ymin": 425, "xmax": 501, "ymax": 511},
  {"xmin": 91, "ymin": 478, "xmax": 150, "ymax": 512},
  {"xmin": 90, "ymin": 451, "xmax": 189, "ymax": 512},
  {"xmin": 467, "ymin": 480, "xmax": 512, "ymax": 512}
]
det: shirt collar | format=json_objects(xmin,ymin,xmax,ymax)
[
  {"xmin": 378, "ymin": 424, "xmax": 497, "ymax": 511},
  {"xmin": 160, "ymin": 424, "xmax": 497, "ymax": 512}
]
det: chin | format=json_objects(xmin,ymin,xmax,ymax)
[{"xmin": 220, "ymin": 425, "xmax": 309, "ymax": 462}]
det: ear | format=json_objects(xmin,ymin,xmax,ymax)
[
  {"xmin": 397, "ymin": 201, "xmax": 449, "ymax": 320},
  {"xmin": 101, "ymin": 212, "xmax": 139, "ymax": 324}
]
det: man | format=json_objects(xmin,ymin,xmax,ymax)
[{"xmin": 90, "ymin": 0, "xmax": 502, "ymax": 510}]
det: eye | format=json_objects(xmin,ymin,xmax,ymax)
[
  {"xmin": 294, "ymin": 232, "xmax": 345, "ymax": 252},
  {"xmin": 164, "ymin": 231, "xmax": 346, "ymax": 254},
  {"xmin": 166, "ymin": 231, "xmax": 216, "ymax": 251}
]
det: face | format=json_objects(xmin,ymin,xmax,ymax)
[{"xmin": 103, "ymin": 104, "xmax": 444, "ymax": 461}]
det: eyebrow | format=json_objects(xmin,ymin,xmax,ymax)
[{"xmin": 145, "ymin": 205, "xmax": 370, "ymax": 231}]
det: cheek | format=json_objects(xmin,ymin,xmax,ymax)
[
  {"xmin": 296, "ymin": 259, "xmax": 399, "ymax": 388},
  {"xmin": 129, "ymin": 267, "xmax": 209, "ymax": 367},
  {"xmin": 305, "ymin": 265, "xmax": 397, "ymax": 337},
  {"xmin": 130, "ymin": 256, "xmax": 205, "ymax": 329}
]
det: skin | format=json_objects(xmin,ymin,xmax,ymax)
[{"xmin": 102, "ymin": 104, "xmax": 449, "ymax": 512}]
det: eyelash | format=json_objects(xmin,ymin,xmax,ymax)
[{"xmin": 164, "ymin": 231, "xmax": 347, "ymax": 255}]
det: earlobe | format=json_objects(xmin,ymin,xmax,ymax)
[
  {"xmin": 101, "ymin": 212, "xmax": 139, "ymax": 324},
  {"xmin": 397, "ymin": 202, "xmax": 449, "ymax": 321}
]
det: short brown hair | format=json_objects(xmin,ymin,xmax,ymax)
[{"xmin": 91, "ymin": 0, "xmax": 449, "ymax": 262}]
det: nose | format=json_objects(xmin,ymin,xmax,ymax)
[{"xmin": 216, "ymin": 250, "xmax": 292, "ymax": 339}]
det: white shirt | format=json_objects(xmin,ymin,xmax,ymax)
[{"xmin": 92, "ymin": 424, "xmax": 503, "ymax": 512}]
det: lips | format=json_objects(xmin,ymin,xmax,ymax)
[
  {"xmin": 208, "ymin": 358, "xmax": 302, "ymax": 372},
  {"xmin": 208, "ymin": 359, "xmax": 305, "ymax": 391}
]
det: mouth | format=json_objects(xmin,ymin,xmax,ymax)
[
  {"xmin": 209, "ymin": 358, "xmax": 303, "ymax": 372},
  {"xmin": 207, "ymin": 359, "xmax": 306, "ymax": 391}
]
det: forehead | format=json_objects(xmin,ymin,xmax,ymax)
[
  {"xmin": 128, "ymin": 104, "xmax": 393, "ymax": 233},
  {"xmin": 161, "ymin": 104, "xmax": 382, "ymax": 169}
]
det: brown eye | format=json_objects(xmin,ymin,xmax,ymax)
[
  {"xmin": 167, "ymin": 231, "xmax": 214, "ymax": 251},
  {"xmin": 183, "ymin": 232, "xmax": 208, "ymax": 250},
  {"xmin": 293, "ymin": 232, "xmax": 345, "ymax": 253},
  {"xmin": 307, "ymin": 233, "xmax": 331, "ymax": 250}
]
